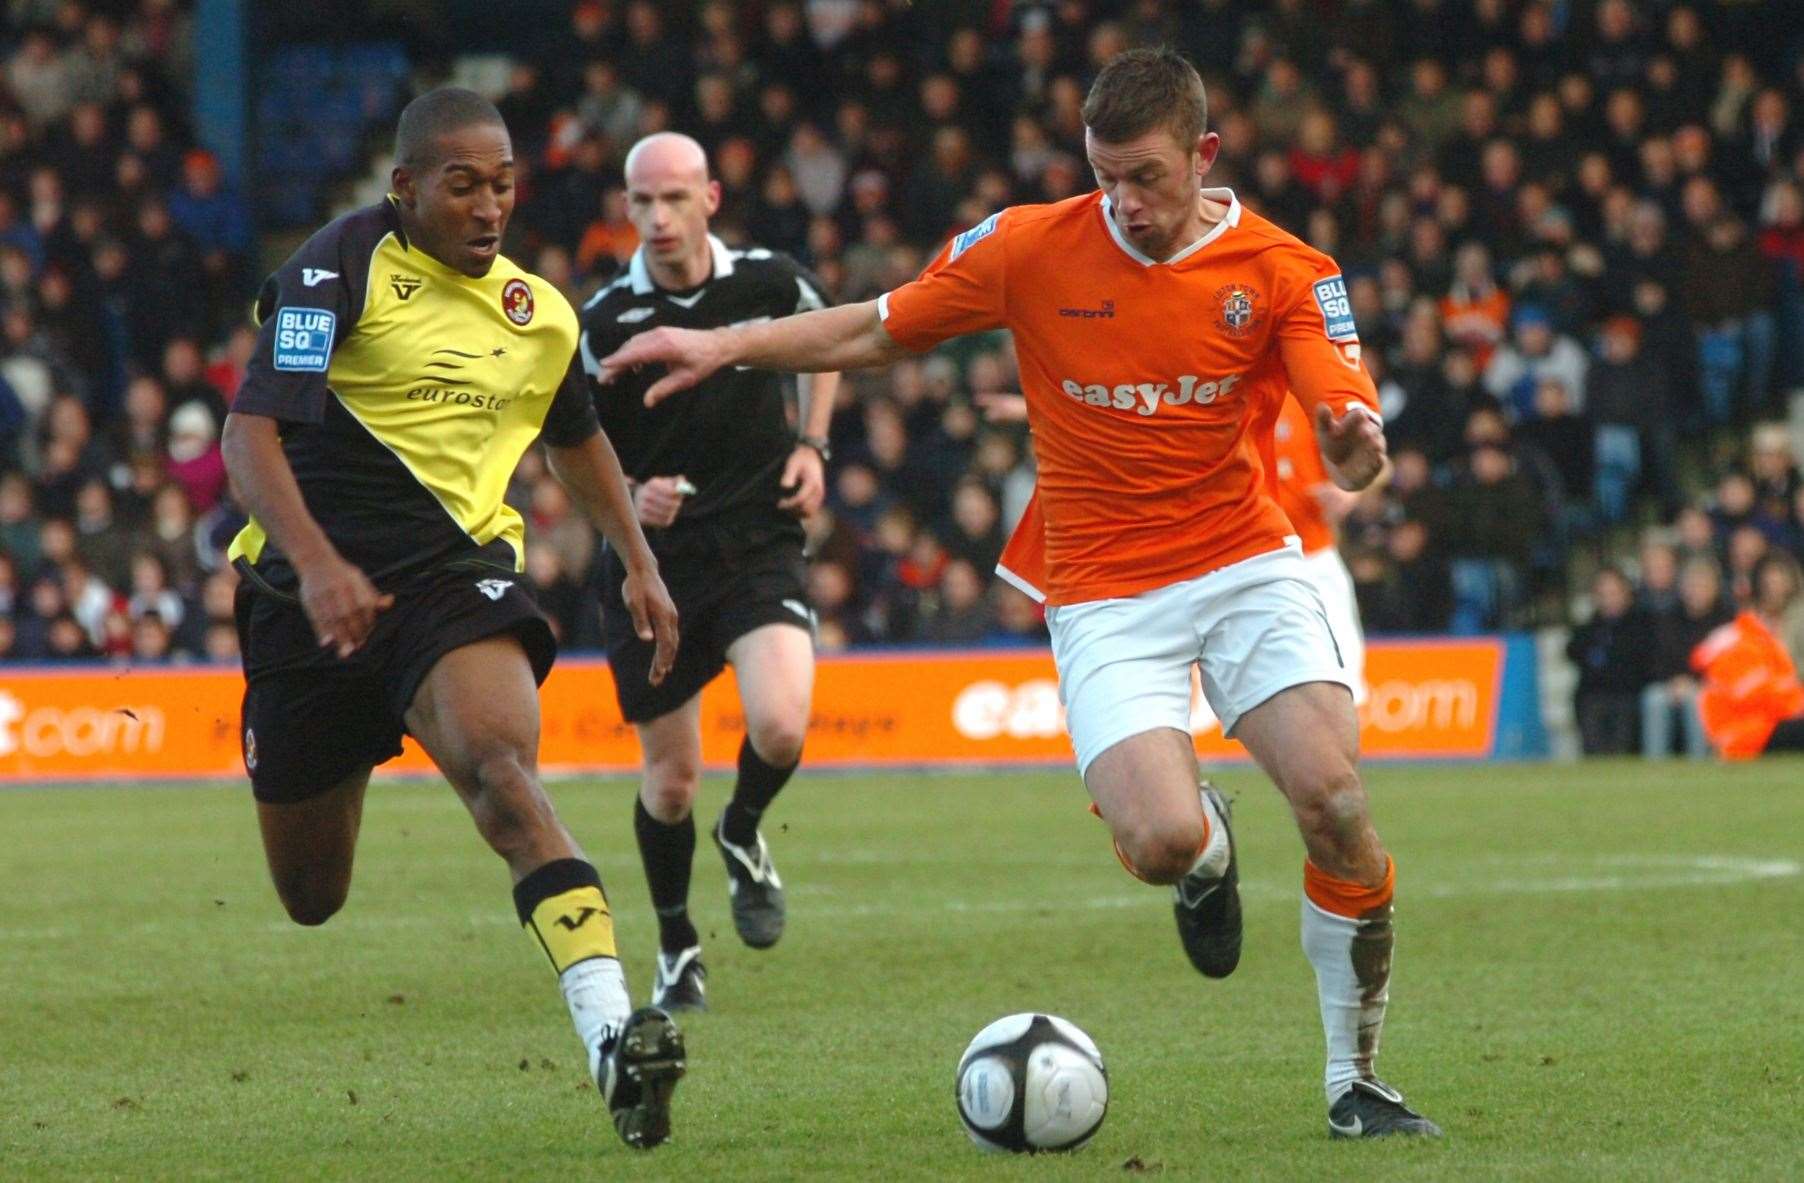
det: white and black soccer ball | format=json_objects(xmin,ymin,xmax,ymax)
[{"xmin": 954, "ymin": 1013, "xmax": 1108, "ymax": 1153}]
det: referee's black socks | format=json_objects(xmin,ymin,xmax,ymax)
[
  {"xmin": 721, "ymin": 736, "xmax": 799, "ymax": 848},
  {"xmin": 634, "ymin": 796, "xmax": 700, "ymax": 955}
]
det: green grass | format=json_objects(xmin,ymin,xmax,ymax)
[{"xmin": 2, "ymin": 761, "xmax": 1801, "ymax": 1180}]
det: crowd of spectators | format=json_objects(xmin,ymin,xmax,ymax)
[
  {"xmin": 2, "ymin": 0, "xmax": 1803, "ymax": 676},
  {"xmin": 0, "ymin": 0, "xmax": 258, "ymax": 665}
]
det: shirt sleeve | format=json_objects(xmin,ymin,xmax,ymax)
[
  {"xmin": 232, "ymin": 211, "xmax": 380, "ymax": 424},
  {"xmin": 877, "ymin": 209, "xmax": 1009, "ymax": 353},
  {"xmin": 776, "ymin": 253, "xmax": 834, "ymax": 314},
  {"xmin": 1273, "ymin": 249, "xmax": 1380, "ymax": 425},
  {"xmin": 540, "ymin": 353, "xmax": 602, "ymax": 447}
]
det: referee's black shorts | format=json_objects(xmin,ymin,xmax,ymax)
[
  {"xmin": 234, "ymin": 562, "xmax": 556, "ymax": 803},
  {"xmin": 601, "ymin": 516, "xmax": 813, "ymax": 724}
]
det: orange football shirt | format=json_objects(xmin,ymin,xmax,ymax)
[
  {"xmin": 881, "ymin": 188, "xmax": 1378, "ymax": 605},
  {"xmin": 1272, "ymin": 392, "xmax": 1336, "ymax": 555}
]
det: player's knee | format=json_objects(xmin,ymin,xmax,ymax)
[
  {"xmin": 643, "ymin": 753, "xmax": 701, "ymax": 821},
  {"xmin": 1118, "ymin": 815, "xmax": 1207, "ymax": 885},
  {"xmin": 747, "ymin": 715, "xmax": 806, "ymax": 769},
  {"xmin": 642, "ymin": 777, "xmax": 698, "ymax": 822},
  {"xmin": 275, "ymin": 877, "xmax": 347, "ymax": 927}
]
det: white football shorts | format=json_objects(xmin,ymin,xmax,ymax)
[
  {"xmin": 1300, "ymin": 545, "xmax": 1368, "ymax": 706},
  {"xmin": 1045, "ymin": 540, "xmax": 1357, "ymax": 777}
]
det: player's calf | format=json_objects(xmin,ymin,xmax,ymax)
[
  {"xmin": 463, "ymin": 750, "xmax": 574, "ymax": 872},
  {"xmin": 1287, "ymin": 766, "xmax": 1388, "ymax": 888}
]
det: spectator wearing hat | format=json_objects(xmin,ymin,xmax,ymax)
[
  {"xmin": 164, "ymin": 401, "xmax": 223, "ymax": 512},
  {"xmin": 1484, "ymin": 303, "xmax": 1589, "ymax": 422}
]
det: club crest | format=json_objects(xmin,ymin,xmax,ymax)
[
  {"xmin": 1215, "ymin": 284, "xmax": 1263, "ymax": 338},
  {"xmin": 502, "ymin": 279, "xmax": 534, "ymax": 326}
]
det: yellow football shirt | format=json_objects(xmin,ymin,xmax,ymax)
[{"xmin": 228, "ymin": 197, "xmax": 598, "ymax": 593}]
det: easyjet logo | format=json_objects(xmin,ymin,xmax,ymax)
[
  {"xmin": 952, "ymin": 679, "xmax": 1065, "ymax": 740},
  {"xmin": 1059, "ymin": 372, "xmax": 1242, "ymax": 417},
  {"xmin": 0, "ymin": 691, "xmax": 167, "ymax": 759}
]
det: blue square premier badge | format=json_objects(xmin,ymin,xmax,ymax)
[
  {"xmin": 272, "ymin": 307, "xmax": 336, "ymax": 372},
  {"xmin": 949, "ymin": 212, "xmax": 999, "ymax": 262},
  {"xmin": 1312, "ymin": 276, "xmax": 1357, "ymax": 342}
]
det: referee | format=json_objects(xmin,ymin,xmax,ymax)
[{"xmin": 580, "ymin": 133, "xmax": 839, "ymax": 1013}]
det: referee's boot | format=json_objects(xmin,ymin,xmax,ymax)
[
  {"xmin": 651, "ymin": 945, "xmax": 707, "ymax": 1013},
  {"xmin": 1173, "ymin": 782, "xmax": 1242, "ymax": 978},
  {"xmin": 712, "ymin": 811, "xmax": 786, "ymax": 949}
]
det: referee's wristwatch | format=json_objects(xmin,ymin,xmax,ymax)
[{"xmin": 797, "ymin": 433, "xmax": 832, "ymax": 462}]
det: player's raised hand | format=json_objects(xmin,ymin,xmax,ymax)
[
  {"xmin": 296, "ymin": 553, "xmax": 394, "ymax": 659},
  {"xmin": 1314, "ymin": 402, "xmax": 1387, "ymax": 491},
  {"xmin": 974, "ymin": 392, "xmax": 1030, "ymax": 424},
  {"xmin": 596, "ymin": 326, "xmax": 731, "ymax": 407},
  {"xmin": 621, "ymin": 564, "xmax": 680, "ymax": 685},
  {"xmin": 633, "ymin": 475, "xmax": 691, "ymax": 528},
  {"xmin": 777, "ymin": 445, "xmax": 825, "ymax": 517}
]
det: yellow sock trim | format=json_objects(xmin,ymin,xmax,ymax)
[{"xmin": 524, "ymin": 885, "xmax": 617, "ymax": 973}]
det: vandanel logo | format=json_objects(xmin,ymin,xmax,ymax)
[
  {"xmin": 390, "ymin": 273, "xmax": 423, "ymax": 300},
  {"xmin": 1058, "ymin": 299, "xmax": 1115, "ymax": 319}
]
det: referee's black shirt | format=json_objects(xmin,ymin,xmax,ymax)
[{"xmin": 578, "ymin": 236, "xmax": 831, "ymax": 535}]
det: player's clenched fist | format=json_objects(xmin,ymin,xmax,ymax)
[
  {"xmin": 1314, "ymin": 403, "xmax": 1387, "ymax": 491},
  {"xmin": 296, "ymin": 553, "xmax": 394, "ymax": 658},
  {"xmin": 597, "ymin": 326, "xmax": 731, "ymax": 407},
  {"xmin": 633, "ymin": 475, "xmax": 692, "ymax": 528},
  {"xmin": 621, "ymin": 562, "xmax": 680, "ymax": 685}
]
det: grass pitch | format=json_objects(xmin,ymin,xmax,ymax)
[{"xmin": 2, "ymin": 760, "xmax": 1801, "ymax": 1180}]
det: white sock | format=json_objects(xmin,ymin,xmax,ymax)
[
  {"xmin": 1300, "ymin": 897, "xmax": 1393, "ymax": 1104},
  {"xmin": 1187, "ymin": 790, "xmax": 1231, "ymax": 879},
  {"xmin": 559, "ymin": 956, "xmax": 631, "ymax": 1079}
]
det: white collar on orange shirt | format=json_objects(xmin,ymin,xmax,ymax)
[{"xmin": 1099, "ymin": 187, "xmax": 1242, "ymax": 268}]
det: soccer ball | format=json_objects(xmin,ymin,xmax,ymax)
[{"xmin": 954, "ymin": 1013, "xmax": 1108, "ymax": 1153}]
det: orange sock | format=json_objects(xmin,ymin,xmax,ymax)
[{"xmin": 1302, "ymin": 856, "xmax": 1395, "ymax": 918}]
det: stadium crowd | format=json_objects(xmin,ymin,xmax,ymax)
[{"xmin": 1, "ymin": 0, "xmax": 1802, "ymax": 757}]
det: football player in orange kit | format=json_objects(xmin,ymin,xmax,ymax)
[
  {"xmin": 598, "ymin": 49, "xmax": 1439, "ymax": 1138},
  {"xmin": 980, "ymin": 389, "xmax": 1371, "ymax": 704}
]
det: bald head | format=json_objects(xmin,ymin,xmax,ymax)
[
  {"xmin": 623, "ymin": 132, "xmax": 721, "ymax": 286},
  {"xmin": 624, "ymin": 132, "xmax": 710, "ymax": 187}
]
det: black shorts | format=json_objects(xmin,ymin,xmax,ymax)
[
  {"xmin": 602, "ymin": 518, "xmax": 812, "ymax": 723},
  {"xmin": 235, "ymin": 562, "xmax": 556, "ymax": 804}
]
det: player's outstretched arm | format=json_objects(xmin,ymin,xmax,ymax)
[
  {"xmin": 221, "ymin": 412, "xmax": 394, "ymax": 658},
  {"xmin": 545, "ymin": 431, "xmax": 679, "ymax": 684},
  {"xmin": 598, "ymin": 301, "xmax": 908, "ymax": 407}
]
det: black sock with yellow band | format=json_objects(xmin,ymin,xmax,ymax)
[{"xmin": 513, "ymin": 857, "xmax": 618, "ymax": 974}]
